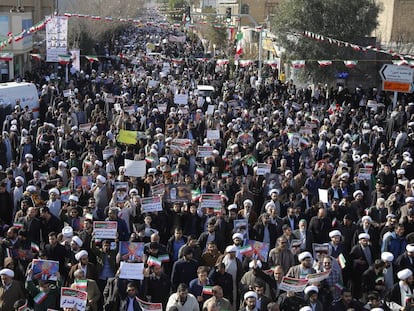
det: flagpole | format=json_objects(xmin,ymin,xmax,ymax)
[
  {"xmin": 65, "ymin": 63, "xmax": 68, "ymax": 83},
  {"xmin": 258, "ymin": 29, "xmax": 263, "ymax": 84}
]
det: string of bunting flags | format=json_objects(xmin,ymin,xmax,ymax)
[
  {"xmin": 301, "ymin": 30, "xmax": 414, "ymax": 61},
  {"xmin": 289, "ymin": 30, "xmax": 414, "ymax": 69},
  {"xmin": 0, "ymin": 17, "xmax": 52, "ymax": 51},
  {"xmin": 291, "ymin": 59, "xmax": 414, "ymax": 68}
]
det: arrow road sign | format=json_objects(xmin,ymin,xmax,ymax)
[{"xmin": 379, "ymin": 64, "xmax": 414, "ymax": 83}]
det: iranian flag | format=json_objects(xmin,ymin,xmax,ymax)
[
  {"xmin": 31, "ymin": 242, "xmax": 40, "ymax": 253},
  {"xmin": 196, "ymin": 167, "xmax": 204, "ymax": 176},
  {"xmin": 147, "ymin": 256, "xmax": 162, "ymax": 267},
  {"xmin": 202, "ymin": 286, "xmax": 213, "ymax": 295},
  {"xmin": 85, "ymin": 55, "xmax": 99, "ymax": 63},
  {"xmin": 158, "ymin": 254, "xmax": 170, "ymax": 262},
  {"xmin": 33, "ymin": 291, "xmax": 48, "ymax": 304},
  {"xmin": 337, "ymin": 253, "xmax": 346, "ymax": 269},
  {"xmin": 75, "ymin": 280, "xmax": 87, "ymax": 290},
  {"xmin": 171, "ymin": 168, "xmax": 179, "ymax": 177},
  {"xmin": 192, "ymin": 189, "xmax": 201, "ymax": 201},
  {"xmin": 334, "ymin": 282, "xmax": 345, "ymax": 291},
  {"xmin": 344, "ymin": 60, "xmax": 358, "ymax": 68},
  {"xmin": 317, "ymin": 60, "xmax": 333, "ymax": 67},
  {"xmin": 292, "ymin": 60, "xmax": 305, "ymax": 68},
  {"xmin": 239, "ymin": 245, "xmax": 253, "ymax": 255},
  {"xmin": 30, "ymin": 53, "xmax": 42, "ymax": 61},
  {"xmin": 58, "ymin": 54, "xmax": 71, "ymax": 65},
  {"xmin": 235, "ymin": 39, "xmax": 243, "ymax": 58},
  {"xmin": 221, "ymin": 172, "xmax": 229, "ymax": 179},
  {"xmin": 145, "ymin": 156, "xmax": 155, "ymax": 164}
]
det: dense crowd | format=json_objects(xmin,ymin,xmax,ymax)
[{"xmin": 1, "ymin": 10, "xmax": 414, "ymax": 311}]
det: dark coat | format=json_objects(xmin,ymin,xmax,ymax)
[
  {"xmin": 253, "ymin": 222, "xmax": 277, "ymax": 248},
  {"xmin": 170, "ymin": 258, "xmax": 199, "ymax": 291}
]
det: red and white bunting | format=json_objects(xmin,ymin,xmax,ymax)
[
  {"xmin": 292, "ymin": 60, "xmax": 305, "ymax": 68},
  {"xmin": 343, "ymin": 60, "xmax": 358, "ymax": 68},
  {"xmin": 317, "ymin": 60, "xmax": 333, "ymax": 67}
]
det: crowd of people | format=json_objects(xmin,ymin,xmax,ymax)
[{"xmin": 1, "ymin": 8, "xmax": 414, "ymax": 311}]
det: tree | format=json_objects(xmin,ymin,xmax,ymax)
[
  {"xmin": 63, "ymin": 0, "xmax": 145, "ymax": 50},
  {"xmin": 271, "ymin": 0, "xmax": 381, "ymax": 83}
]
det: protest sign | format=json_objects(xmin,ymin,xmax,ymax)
[
  {"xmin": 74, "ymin": 176, "xmax": 92, "ymax": 190},
  {"xmin": 63, "ymin": 89, "xmax": 73, "ymax": 97},
  {"xmin": 174, "ymin": 94, "xmax": 188, "ymax": 105},
  {"xmin": 60, "ymin": 287, "xmax": 87, "ymax": 311},
  {"xmin": 148, "ymin": 80, "xmax": 159, "ymax": 88},
  {"xmin": 358, "ymin": 167, "xmax": 372, "ymax": 180},
  {"xmin": 141, "ymin": 196, "xmax": 163, "ymax": 212},
  {"xmin": 248, "ymin": 240, "xmax": 270, "ymax": 262},
  {"xmin": 32, "ymin": 259, "xmax": 59, "ymax": 281},
  {"xmin": 318, "ymin": 189, "xmax": 329, "ymax": 203},
  {"xmin": 136, "ymin": 297, "xmax": 163, "ymax": 311},
  {"xmin": 119, "ymin": 242, "xmax": 145, "ymax": 261},
  {"xmin": 118, "ymin": 129, "xmax": 138, "ymax": 145},
  {"xmin": 124, "ymin": 106, "xmax": 135, "ymax": 115},
  {"xmin": 206, "ymin": 130, "xmax": 220, "ymax": 140},
  {"xmin": 256, "ymin": 163, "xmax": 271, "ymax": 176},
  {"xmin": 199, "ymin": 194, "xmax": 222, "ymax": 209},
  {"xmin": 233, "ymin": 219, "xmax": 249, "ymax": 240},
  {"xmin": 119, "ymin": 262, "xmax": 144, "ymax": 280},
  {"xmin": 197, "ymin": 146, "xmax": 214, "ymax": 158},
  {"xmin": 93, "ymin": 221, "xmax": 117, "ymax": 239},
  {"xmin": 279, "ymin": 277, "xmax": 309, "ymax": 292},
  {"xmin": 165, "ymin": 184, "xmax": 191, "ymax": 202},
  {"xmin": 306, "ymin": 270, "xmax": 331, "ymax": 283},
  {"xmin": 124, "ymin": 159, "xmax": 146, "ymax": 177},
  {"xmin": 151, "ymin": 183, "xmax": 165, "ymax": 196},
  {"xmin": 170, "ymin": 139, "xmax": 191, "ymax": 153},
  {"xmin": 102, "ymin": 148, "xmax": 115, "ymax": 160},
  {"xmin": 78, "ymin": 123, "xmax": 91, "ymax": 132},
  {"xmin": 115, "ymin": 182, "xmax": 129, "ymax": 202}
]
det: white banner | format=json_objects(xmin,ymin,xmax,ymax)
[
  {"xmin": 46, "ymin": 16, "xmax": 68, "ymax": 62},
  {"xmin": 119, "ymin": 262, "xmax": 144, "ymax": 280}
]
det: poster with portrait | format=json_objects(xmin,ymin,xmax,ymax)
[
  {"xmin": 164, "ymin": 184, "xmax": 191, "ymax": 203},
  {"xmin": 32, "ymin": 259, "xmax": 59, "ymax": 281},
  {"xmin": 119, "ymin": 242, "xmax": 145, "ymax": 262},
  {"xmin": 75, "ymin": 176, "xmax": 92, "ymax": 190},
  {"xmin": 264, "ymin": 174, "xmax": 281, "ymax": 196},
  {"xmin": 247, "ymin": 240, "xmax": 270, "ymax": 262},
  {"xmin": 115, "ymin": 182, "xmax": 129, "ymax": 202},
  {"xmin": 233, "ymin": 219, "xmax": 249, "ymax": 241}
]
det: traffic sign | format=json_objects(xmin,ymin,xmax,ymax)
[
  {"xmin": 379, "ymin": 64, "xmax": 414, "ymax": 83},
  {"xmin": 382, "ymin": 80, "xmax": 414, "ymax": 93}
]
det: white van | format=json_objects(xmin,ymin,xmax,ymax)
[{"xmin": 0, "ymin": 82, "xmax": 39, "ymax": 123}]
